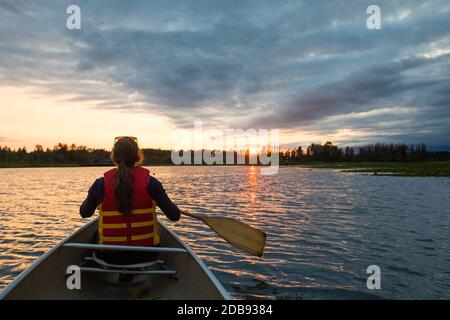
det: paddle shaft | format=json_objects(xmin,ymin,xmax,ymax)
[{"xmin": 181, "ymin": 210, "xmax": 205, "ymax": 220}]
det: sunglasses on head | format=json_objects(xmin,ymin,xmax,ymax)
[{"xmin": 114, "ymin": 136, "xmax": 138, "ymax": 143}]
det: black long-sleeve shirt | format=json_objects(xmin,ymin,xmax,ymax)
[{"xmin": 80, "ymin": 176, "xmax": 180, "ymax": 221}]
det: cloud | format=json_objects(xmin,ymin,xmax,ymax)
[
  {"xmin": 249, "ymin": 54, "xmax": 450, "ymax": 125},
  {"xmin": 0, "ymin": 0, "xmax": 449, "ymax": 145}
]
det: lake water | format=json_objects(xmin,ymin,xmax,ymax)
[{"xmin": 0, "ymin": 166, "xmax": 449, "ymax": 299}]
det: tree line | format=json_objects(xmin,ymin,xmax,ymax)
[
  {"xmin": 281, "ymin": 141, "xmax": 449, "ymax": 163},
  {"xmin": 0, "ymin": 141, "xmax": 449, "ymax": 167},
  {"xmin": 0, "ymin": 143, "xmax": 181, "ymax": 167}
]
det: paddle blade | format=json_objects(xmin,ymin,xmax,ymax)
[{"xmin": 202, "ymin": 217, "xmax": 266, "ymax": 257}]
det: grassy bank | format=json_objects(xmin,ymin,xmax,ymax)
[{"xmin": 291, "ymin": 161, "xmax": 450, "ymax": 177}]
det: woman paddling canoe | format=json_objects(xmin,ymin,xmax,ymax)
[{"xmin": 79, "ymin": 136, "xmax": 181, "ymax": 266}]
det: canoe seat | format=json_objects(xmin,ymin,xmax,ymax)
[
  {"xmin": 81, "ymin": 252, "xmax": 176, "ymax": 277},
  {"xmin": 63, "ymin": 243, "xmax": 186, "ymax": 277},
  {"xmin": 88, "ymin": 251, "xmax": 165, "ymax": 269}
]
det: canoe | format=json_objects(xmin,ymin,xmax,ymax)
[{"xmin": 0, "ymin": 219, "xmax": 231, "ymax": 300}]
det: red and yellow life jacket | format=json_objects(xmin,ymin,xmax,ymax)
[{"xmin": 98, "ymin": 166, "xmax": 159, "ymax": 246}]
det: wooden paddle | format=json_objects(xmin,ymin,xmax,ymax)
[{"xmin": 181, "ymin": 210, "xmax": 266, "ymax": 257}]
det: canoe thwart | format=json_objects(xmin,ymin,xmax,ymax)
[
  {"xmin": 80, "ymin": 267, "xmax": 177, "ymax": 275},
  {"xmin": 63, "ymin": 243, "xmax": 188, "ymax": 253}
]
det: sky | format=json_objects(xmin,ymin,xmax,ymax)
[{"xmin": 0, "ymin": 0, "xmax": 449, "ymax": 150}]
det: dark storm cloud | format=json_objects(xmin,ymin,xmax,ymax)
[
  {"xmin": 250, "ymin": 54, "xmax": 450, "ymax": 127},
  {"xmin": 0, "ymin": 0, "xmax": 449, "ymax": 144}
]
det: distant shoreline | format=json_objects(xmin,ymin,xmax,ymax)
[
  {"xmin": 1, "ymin": 161, "xmax": 450, "ymax": 177},
  {"xmin": 2, "ymin": 141, "xmax": 449, "ymax": 176},
  {"xmin": 286, "ymin": 161, "xmax": 450, "ymax": 177}
]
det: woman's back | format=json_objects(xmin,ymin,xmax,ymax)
[{"xmin": 79, "ymin": 137, "xmax": 180, "ymax": 265}]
